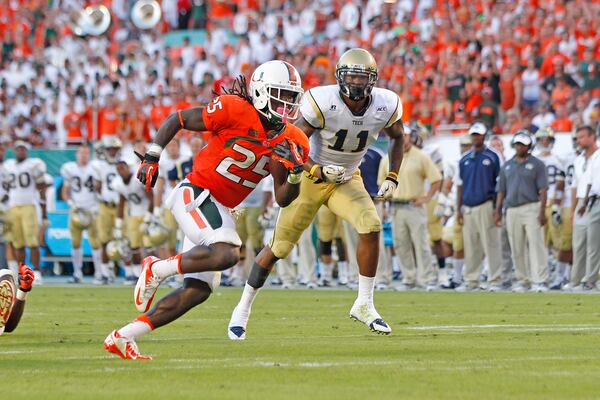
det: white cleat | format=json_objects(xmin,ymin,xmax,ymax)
[
  {"xmin": 134, "ymin": 256, "xmax": 162, "ymax": 313},
  {"xmin": 228, "ymin": 305, "xmax": 249, "ymax": 341},
  {"xmin": 349, "ymin": 299, "xmax": 392, "ymax": 335}
]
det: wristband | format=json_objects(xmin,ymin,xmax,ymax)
[
  {"xmin": 147, "ymin": 143, "xmax": 163, "ymax": 157},
  {"xmin": 17, "ymin": 289, "xmax": 27, "ymax": 301},
  {"xmin": 287, "ymin": 173, "xmax": 302, "ymax": 184},
  {"xmin": 309, "ymin": 164, "xmax": 320, "ymax": 177},
  {"xmin": 387, "ymin": 171, "xmax": 398, "ymax": 179}
]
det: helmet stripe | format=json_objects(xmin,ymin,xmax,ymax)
[{"xmin": 282, "ymin": 61, "xmax": 297, "ymax": 84}]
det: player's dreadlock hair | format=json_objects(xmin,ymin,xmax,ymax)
[{"xmin": 214, "ymin": 75, "xmax": 253, "ymax": 104}]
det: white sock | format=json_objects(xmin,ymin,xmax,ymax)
[
  {"xmin": 358, "ymin": 274, "xmax": 375, "ymax": 304},
  {"xmin": 132, "ymin": 264, "xmax": 141, "ymax": 278},
  {"xmin": 338, "ymin": 261, "xmax": 348, "ymax": 283},
  {"xmin": 151, "ymin": 254, "xmax": 182, "ymax": 279},
  {"xmin": 118, "ymin": 315, "xmax": 153, "ymax": 339},
  {"xmin": 92, "ymin": 249, "xmax": 103, "ymax": 279},
  {"xmin": 392, "ymin": 256, "xmax": 400, "ymax": 273},
  {"xmin": 72, "ymin": 248, "xmax": 83, "ymax": 279},
  {"xmin": 100, "ymin": 263, "xmax": 111, "ymax": 279},
  {"xmin": 564, "ymin": 263, "xmax": 571, "ymax": 282},
  {"xmin": 321, "ymin": 262, "xmax": 333, "ymax": 281},
  {"xmin": 454, "ymin": 259, "xmax": 464, "ymax": 283},
  {"xmin": 554, "ymin": 262, "xmax": 568, "ymax": 284},
  {"xmin": 230, "ymin": 283, "xmax": 260, "ymax": 327},
  {"xmin": 8, "ymin": 260, "xmax": 18, "ymax": 277}
]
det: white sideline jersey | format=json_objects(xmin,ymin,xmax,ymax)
[
  {"xmin": 300, "ymin": 85, "xmax": 402, "ymax": 180},
  {"xmin": 113, "ymin": 175, "xmax": 149, "ymax": 217},
  {"xmin": 560, "ymin": 151, "xmax": 576, "ymax": 209},
  {"xmin": 91, "ymin": 159, "xmax": 120, "ymax": 204},
  {"xmin": 3, "ymin": 158, "xmax": 46, "ymax": 207},
  {"xmin": 536, "ymin": 152, "xmax": 565, "ymax": 200},
  {"xmin": 60, "ymin": 161, "xmax": 99, "ymax": 210}
]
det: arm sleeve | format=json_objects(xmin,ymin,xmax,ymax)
[
  {"xmin": 299, "ymin": 90, "xmax": 325, "ymax": 129},
  {"xmin": 536, "ymin": 160, "xmax": 549, "ymax": 191},
  {"xmin": 424, "ymin": 155, "xmax": 443, "ymax": 183},
  {"xmin": 385, "ymin": 94, "xmax": 403, "ymax": 128}
]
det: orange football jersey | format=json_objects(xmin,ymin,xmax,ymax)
[{"xmin": 187, "ymin": 95, "xmax": 309, "ymax": 208}]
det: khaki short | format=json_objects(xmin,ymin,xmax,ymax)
[
  {"xmin": 96, "ymin": 203, "xmax": 117, "ymax": 245},
  {"xmin": 270, "ymin": 172, "xmax": 380, "ymax": 259},
  {"xmin": 163, "ymin": 208, "xmax": 178, "ymax": 250},
  {"xmin": 125, "ymin": 215, "xmax": 151, "ymax": 249},
  {"xmin": 8, "ymin": 205, "xmax": 39, "ymax": 249},
  {"xmin": 442, "ymin": 220, "xmax": 464, "ymax": 253},
  {"xmin": 316, "ymin": 206, "xmax": 344, "ymax": 242},
  {"xmin": 427, "ymin": 199, "xmax": 443, "ymax": 243},
  {"xmin": 236, "ymin": 207, "xmax": 265, "ymax": 251},
  {"xmin": 69, "ymin": 211, "xmax": 99, "ymax": 249},
  {"xmin": 545, "ymin": 206, "xmax": 572, "ymax": 252}
]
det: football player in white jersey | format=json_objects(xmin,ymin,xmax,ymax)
[
  {"xmin": 229, "ymin": 48, "xmax": 405, "ymax": 339},
  {"xmin": 112, "ymin": 160, "xmax": 154, "ymax": 283},
  {"xmin": 4, "ymin": 141, "xmax": 47, "ymax": 283},
  {"xmin": 534, "ymin": 128, "xmax": 569, "ymax": 285},
  {"xmin": 91, "ymin": 137, "xmax": 123, "ymax": 283},
  {"xmin": 61, "ymin": 145, "xmax": 103, "ymax": 283}
]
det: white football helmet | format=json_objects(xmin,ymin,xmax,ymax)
[
  {"xmin": 249, "ymin": 60, "xmax": 304, "ymax": 128},
  {"xmin": 145, "ymin": 219, "xmax": 170, "ymax": 247},
  {"xmin": 102, "ymin": 136, "xmax": 123, "ymax": 163},
  {"xmin": 106, "ymin": 238, "xmax": 131, "ymax": 262}
]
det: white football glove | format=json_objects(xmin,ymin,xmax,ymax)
[
  {"xmin": 377, "ymin": 179, "xmax": 398, "ymax": 199},
  {"xmin": 321, "ymin": 165, "xmax": 346, "ymax": 183}
]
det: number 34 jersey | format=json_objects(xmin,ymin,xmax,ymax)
[
  {"xmin": 300, "ymin": 85, "xmax": 402, "ymax": 181},
  {"xmin": 60, "ymin": 162, "xmax": 99, "ymax": 210},
  {"xmin": 3, "ymin": 158, "xmax": 46, "ymax": 207},
  {"xmin": 188, "ymin": 95, "xmax": 309, "ymax": 209}
]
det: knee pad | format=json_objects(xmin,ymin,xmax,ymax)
[
  {"xmin": 319, "ymin": 240, "xmax": 332, "ymax": 256},
  {"xmin": 356, "ymin": 208, "xmax": 381, "ymax": 234}
]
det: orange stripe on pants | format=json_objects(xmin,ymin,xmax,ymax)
[{"xmin": 183, "ymin": 189, "xmax": 207, "ymax": 229}]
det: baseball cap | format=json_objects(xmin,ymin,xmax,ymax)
[
  {"xmin": 14, "ymin": 140, "xmax": 31, "ymax": 149},
  {"xmin": 468, "ymin": 122, "xmax": 487, "ymax": 135},
  {"xmin": 513, "ymin": 132, "xmax": 533, "ymax": 146}
]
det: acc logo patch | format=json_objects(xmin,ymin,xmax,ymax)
[
  {"xmin": 482, "ymin": 159, "xmax": 491, "ymax": 166},
  {"xmin": 526, "ymin": 163, "xmax": 534, "ymax": 170}
]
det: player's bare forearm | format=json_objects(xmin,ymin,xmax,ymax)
[
  {"xmin": 269, "ymin": 158, "xmax": 300, "ymax": 207},
  {"xmin": 427, "ymin": 180, "xmax": 442, "ymax": 201},
  {"xmin": 384, "ymin": 120, "xmax": 404, "ymax": 173},
  {"xmin": 456, "ymin": 185, "xmax": 463, "ymax": 211},
  {"xmin": 539, "ymin": 188, "xmax": 548, "ymax": 213},
  {"xmin": 37, "ymin": 184, "xmax": 47, "ymax": 219},
  {"xmin": 117, "ymin": 196, "xmax": 125, "ymax": 219},
  {"xmin": 152, "ymin": 108, "xmax": 206, "ymax": 150},
  {"xmin": 294, "ymin": 117, "xmax": 317, "ymax": 139},
  {"xmin": 154, "ymin": 177, "xmax": 165, "ymax": 207},
  {"xmin": 146, "ymin": 191, "xmax": 154, "ymax": 213},
  {"xmin": 4, "ymin": 299, "xmax": 25, "ymax": 333}
]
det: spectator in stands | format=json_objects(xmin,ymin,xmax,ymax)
[
  {"xmin": 551, "ymin": 105, "xmax": 574, "ymax": 132},
  {"xmin": 521, "ymin": 58, "xmax": 542, "ymax": 112},
  {"xmin": 531, "ymin": 102, "xmax": 556, "ymax": 131},
  {"xmin": 478, "ymin": 87, "xmax": 500, "ymax": 132}
]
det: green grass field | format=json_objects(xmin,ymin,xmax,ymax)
[{"xmin": 2, "ymin": 287, "xmax": 600, "ymax": 399}]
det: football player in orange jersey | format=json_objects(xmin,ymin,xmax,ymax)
[{"xmin": 104, "ymin": 61, "xmax": 308, "ymax": 360}]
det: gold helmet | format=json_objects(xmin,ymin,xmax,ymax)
[
  {"xmin": 106, "ymin": 238, "xmax": 131, "ymax": 262},
  {"xmin": 535, "ymin": 127, "xmax": 555, "ymax": 150},
  {"xmin": 71, "ymin": 208, "xmax": 93, "ymax": 230},
  {"xmin": 145, "ymin": 220, "xmax": 170, "ymax": 247},
  {"xmin": 409, "ymin": 121, "xmax": 429, "ymax": 148},
  {"xmin": 335, "ymin": 48, "xmax": 378, "ymax": 101}
]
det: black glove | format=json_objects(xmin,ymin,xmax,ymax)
[
  {"xmin": 272, "ymin": 140, "xmax": 304, "ymax": 175},
  {"xmin": 135, "ymin": 151, "xmax": 160, "ymax": 192}
]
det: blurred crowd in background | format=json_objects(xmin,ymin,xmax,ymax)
[{"xmin": 0, "ymin": 0, "xmax": 599, "ymax": 149}]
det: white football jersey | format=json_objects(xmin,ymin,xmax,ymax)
[
  {"xmin": 0, "ymin": 161, "xmax": 8, "ymax": 212},
  {"xmin": 536, "ymin": 152, "xmax": 565, "ymax": 199},
  {"xmin": 61, "ymin": 161, "xmax": 99, "ymax": 210},
  {"xmin": 91, "ymin": 159, "xmax": 120, "ymax": 204},
  {"xmin": 300, "ymin": 85, "xmax": 402, "ymax": 180},
  {"xmin": 113, "ymin": 174, "xmax": 149, "ymax": 217},
  {"xmin": 560, "ymin": 151, "xmax": 576, "ymax": 209},
  {"xmin": 3, "ymin": 158, "xmax": 46, "ymax": 207}
]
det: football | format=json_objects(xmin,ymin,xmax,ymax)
[{"xmin": 0, "ymin": 269, "xmax": 16, "ymax": 335}]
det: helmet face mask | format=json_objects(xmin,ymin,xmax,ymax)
[
  {"xmin": 249, "ymin": 61, "xmax": 304, "ymax": 132},
  {"xmin": 335, "ymin": 48, "xmax": 378, "ymax": 101}
]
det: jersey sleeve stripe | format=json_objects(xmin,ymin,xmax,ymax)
[
  {"xmin": 384, "ymin": 95, "xmax": 401, "ymax": 128},
  {"xmin": 307, "ymin": 91, "xmax": 325, "ymax": 129}
]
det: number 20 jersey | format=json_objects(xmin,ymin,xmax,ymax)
[
  {"xmin": 188, "ymin": 95, "xmax": 309, "ymax": 209},
  {"xmin": 300, "ymin": 85, "xmax": 403, "ymax": 181},
  {"xmin": 3, "ymin": 158, "xmax": 46, "ymax": 207}
]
